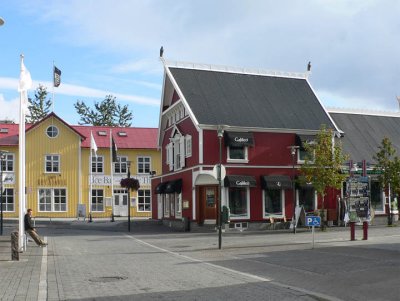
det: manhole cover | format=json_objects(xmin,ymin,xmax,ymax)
[{"xmin": 89, "ymin": 276, "xmax": 127, "ymax": 283}]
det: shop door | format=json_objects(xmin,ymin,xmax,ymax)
[
  {"xmin": 201, "ymin": 186, "xmax": 218, "ymax": 221},
  {"xmin": 114, "ymin": 192, "xmax": 128, "ymax": 217}
]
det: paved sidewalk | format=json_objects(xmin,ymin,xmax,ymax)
[
  {"xmin": 0, "ymin": 220, "xmax": 398, "ymax": 301},
  {"xmin": 0, "ymin": 233, "xmax": 45, "ymax": 301}
]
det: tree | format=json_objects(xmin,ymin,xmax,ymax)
[
  {"xmin": 300, "ymin": 125, "xmax": 348, "ymax": 229},
  {"xmin": 26, "ymin": 84, "xmax": 52, "ymax": 123},
  {"xmin": 373, "ymin": 137, "xmax": 400, "ymax": 225},
  {"xmin": 74, "ymin": 95, "xmax": 133, "ymax": 127}
]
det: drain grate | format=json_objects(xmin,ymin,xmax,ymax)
[{"xmin": 89, "ymin": 276, "xmax": 127, "ymax": 283}]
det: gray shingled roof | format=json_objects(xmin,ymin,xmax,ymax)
[
  {"xmin": 330, "ymin": 112, "xmax": 400, "ymax": 164},
  {"xmin": 169, "ymin": 67, "xmax": 336, "ymax": 131}
]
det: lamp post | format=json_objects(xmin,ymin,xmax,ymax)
[
  {"xmin": 288, "ymin": 146, "xmax": 299, "ymax": 234},
  {"xmin": 127, "ymin": 161, "xmax": 131, "ymax": 232},
  {"xmin": 0, "ymin": 150, "xmax": 8, "ymax": 236},
  {"xmin": 217, "ymin": 126, "xmax": 224, "ymax": 249}
]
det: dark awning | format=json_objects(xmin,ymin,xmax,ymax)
[
  {"xmin": 295, "ymin": 176, "xmax": 314, "ymax": 189},
  {"xmin": 224, "ymin": 131, "xmax": 254, "ymax": 147},
  {"xmin": 224, "ymin": 175, "xmax": 256, "ymax": 188},
  {"xmin": 295, "ymin": 134, "xmax": 315, "ymax": 149},
  {"xmin": 261, "ymin": 175, "xmax": 292, "ymax": 190},
  {"xmin": 164, "ymin": 179, "xmax": 183, "ymax": 194},
  {"xmin": 155, "ymin": 182, "xmax": 168, "ymax": 194}
]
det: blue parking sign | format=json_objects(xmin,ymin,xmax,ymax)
[{"xmin": 306, "ymin": 216, "xmax": 321, "ymax": 227}]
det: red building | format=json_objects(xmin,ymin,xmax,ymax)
[{"xmin": 151, "ymin": 60, "xmax": 342, "ymax": 231}]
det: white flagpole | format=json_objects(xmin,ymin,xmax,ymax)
[
  {"xmin": 110, "ymin": 130, "xmax": 115, "ymax": 221},
  {"xmin": 89, "ymin": 131, "xmax": 93, "ymax": 221},
  {"xmin": 18, "ymin": 54, "xmax": 31, "ymax": 251}
]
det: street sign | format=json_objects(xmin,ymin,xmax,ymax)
[{"xmin": 306, "ymin": 216, "xmax": 321, "ymax": 227}]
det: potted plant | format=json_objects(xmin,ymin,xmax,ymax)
[{"xmin": 120, "ymin": 178, "xmax": 140, "ymax": 191}]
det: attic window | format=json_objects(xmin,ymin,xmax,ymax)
[
  {"xmin": 0, "ymin": 128, "xmax": 9, "ymax": 134},
  {"xmin": 97, "ymin": 131, "xmax": 107, "ymax": 136},
  {"xmin": 118, "ymin": 131, "xmax": 127, "ymax": 137}
]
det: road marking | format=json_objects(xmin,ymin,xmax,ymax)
[
  {"xmin": 37, "ymin": 236, "xmax": 47, "ymax": 301},
  {"xmin": 125, "ymin": 234, "xmax": 343, "ymax": 301}
]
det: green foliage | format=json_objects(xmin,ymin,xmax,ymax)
[
  {"xmin": 74, "ymin": 95, "xmax": 133, "ymax": 127},
  {"xmin": 300, "ymin": 125, "xmax": 348, "ymax": 209},
  {"xmin": 373, "ymin": 137, "xmax": 400, "ymax": 192},
  {"xmin": 26, "ymin": 84, "xmax": 52, "ymax": 123}
]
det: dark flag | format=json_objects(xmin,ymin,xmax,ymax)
[
  {"xmin": 53, "ymin": 66, "xmax": 61, "ymax": 87},
  {"xmin": 112, "ymin": 136, "xmax": 118, "ymax": 162}
]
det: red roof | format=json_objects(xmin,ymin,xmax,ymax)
[
  {"xmin": 75, "ymin": 125, "xmax": 158, "ymax": 149},
  {"xmin": 0, "ymin": 115, "xmax": 158, "ymax": 150}
]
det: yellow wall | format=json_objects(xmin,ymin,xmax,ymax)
[{"xmin": 3, "ymin": 117, "xmax": 160, "ymax": 220}]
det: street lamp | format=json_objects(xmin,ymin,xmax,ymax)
[
  {"xmin": 217, "ymin": 126, "xmax": 224, "ymax": 249},
  {"xmin": 0, "ymin": 150, "xmax": 9, "ymax": 236},
  {"xmin": 127, "ymin": 161, "xmax": 131, "ymax": 232},
  {"xmin": 288, "ymin": 145, "xmax": 299, "ymax": 234}
]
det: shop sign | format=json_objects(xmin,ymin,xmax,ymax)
[{"xmin": 90, "ymin": 174, "xmax": 150, "ymax": 186}]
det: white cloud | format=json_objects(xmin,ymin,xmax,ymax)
[
  {"xmin": 0, "ymin": 77, "xmax": 159, "ymax": 106},
  {"xmin": 0, "ymin": 94, "xmax": 20, "ymax": 123}
]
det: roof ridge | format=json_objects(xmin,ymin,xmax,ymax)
[
  {"xmin": 164, "ymin": 59, "xmax": 309, "ymax": 79},
  {"xmin": 327, "ymin": 106, "xmax": 400, "ymax": 118}
]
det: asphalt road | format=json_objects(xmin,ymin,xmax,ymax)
[{"xmin": 5, "ymin": 220, "xmax": 400, "ymax": 300}]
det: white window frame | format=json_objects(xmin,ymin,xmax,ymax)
[
  {"xmin": 91, "ymin": 155, "xmax": 104, "ymax": 174},
  {"xmin": 45, "ymin": 154, "xmax": 60, "ymax": 173},
  {"xmin": 227, "ymin": 187, "xmax": 250, "ymax": 220},
  {"xmin": 46, "ymin": 125, "xmax": 59, "ymax": 138},
  {"xmin": 164, "ymin": 194, "xmax": 170, "ymax": 217},
  {"xmin": 137, "ymin": 189, "xmax": 151, "ymax": 212},
  {"xmin": 1, "ymin": 153, "xmax": 15, "ymax": 172},
  {"xmin": 227, "ymin": 145, "xmax": 248, "ymax": 163},
  {"xmin": 38, "ymin": 188, "xmax": 67, "ymax": 212},
  {"xmin": 137, "ymin": 156, "xmax": 151, "ymax": 174},
  {"xmin": 91, "ymin": 189, "xmax": 105, "ymax": 212},
  {"xmin": 296, "ymin": 188, "xmax": 317, "ymax": 212},
  {"xmin": 262, "ymin": 189, "xmax": 285, "ymax": 218},
  {"xmin": 185, "ymin": 135, "xmax": 192, "ymax": 158},
  {"xmin": 114, "ymin": 156, "xmax": 128, "ymax": 174},
  {"xmin": 2, "ymin": 188, "xmax": 14, "ymax": 212},
  {"xmin": 175, "ymin": 193, "xmax": 182, "ymax": 217}
]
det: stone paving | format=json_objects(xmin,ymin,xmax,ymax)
[{"xmin": 0, "ymin": 219, "xmax": 399, "ymax": 301}]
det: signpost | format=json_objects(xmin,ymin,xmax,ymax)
[{"xmin": 306, "ymin": 216, "xmax": 321, "ymax": 249}]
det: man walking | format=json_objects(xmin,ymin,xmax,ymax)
[{"xmin": 24, "ymin": 208, "xmax": 47, "ymax": 247}]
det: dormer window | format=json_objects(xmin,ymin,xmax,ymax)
[
  {"xmin": 118, "ymin": 131, "xmax": 127, "ymax": 137},
  {"xmin": 97, "ymin": 131, "xmax": 107, "ymax": 136}
]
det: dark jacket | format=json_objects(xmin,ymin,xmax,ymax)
[{"xmin": 24, "ymin": 213, "xmax": 34, "ymax": 231}]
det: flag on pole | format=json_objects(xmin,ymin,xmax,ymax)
[
  {"xmin": 18, "ymin": 59, "xmax": 32, "ymax": 92},
  {"xmin": 54, "ymin": 66, "xmax": 61, "ymax": 87},
  {"xmin": 112, "ymin": 136, "xmax": 118, "ymax": 162},
  {"xmin": 18, "ymin": 57, "xmax": 32, "ymax": 115},
  {"xmin": 90, "ymin": 132, "xmax": 98, "ymax": 157}
]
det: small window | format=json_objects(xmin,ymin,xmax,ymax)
[
  {"xmin": 0, "ymin": 128, "xmax": 9, "ymax": 133},
  {"xmin": 227, "ymin": 145, "xmax": 248, "ymax": 162},
  {"xmin": 97, "ymin": 131, "xmax": 107, "ymax": 136},
  {"xmin": 185, "ymin": 135, "xmax": 192, "ymax": 157},
  {"xmin": 118, "ymin": 131, "xmax": 127, "ymax": 137},
  {"xmin": 46, "ymin": 126, "xmax": 59, "ymax": 138},
  {"xmin": 45, "ymin": 155, "xmax": 60, "ymax": 173}
]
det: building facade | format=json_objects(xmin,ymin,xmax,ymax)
[
  {"xmin": 151, "ymin": 60, "xmax": 344, "ymax": 230},
  {"xmin": 0, "ymin": 113, "xmax": 160, "ymax": 219}
]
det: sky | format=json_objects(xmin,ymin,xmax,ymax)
[{"xmin": 1, "ymin": 0, "xmax": 400, "ymax": 128}]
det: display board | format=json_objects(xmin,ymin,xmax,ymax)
[{"xmin": 345, "ymin": 176, "xmax": 370, "ymax": 220}]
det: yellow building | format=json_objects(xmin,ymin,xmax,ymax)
[{"xmin": 0, "ymin": 113, "xmax": 160, "ymax": 219}]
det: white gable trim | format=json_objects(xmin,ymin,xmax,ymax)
[{"xmin": 162, "ymin": 59, "xmax": 200, "ymax": 129}]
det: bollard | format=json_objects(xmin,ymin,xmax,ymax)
[
  {"xmin": 362, "ymin": 221, "xmax": 368, "ymax": 240},
  {"xmin": 350, "ymin": 222, "xmax": 356, "ymax": 241},
  {"xmin": 11, "ymin": 231, "xmax": 19, "ymax": 261}
]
